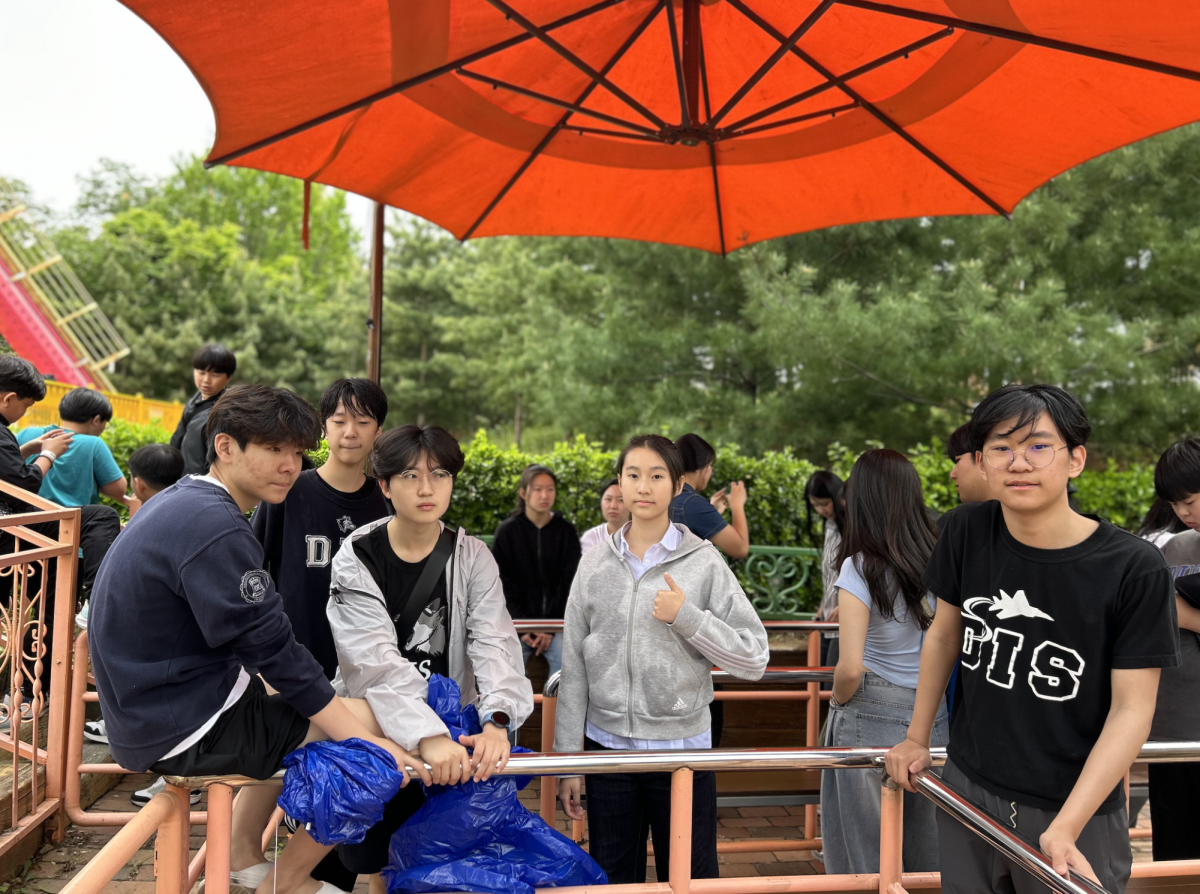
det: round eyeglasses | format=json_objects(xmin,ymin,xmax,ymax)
[
  {"xmin": 394, "ymin": 468, "xmax": 454, "ymax": 488},
  {"xmin": 982, "ymin": 444, "xmax": 1068, "ymax": 470}
]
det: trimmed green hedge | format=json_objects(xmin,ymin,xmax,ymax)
[{"xmin": 97, "ymin": 425, "xmax": 1159, "ymax": 541}]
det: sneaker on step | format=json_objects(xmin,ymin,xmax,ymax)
[
  {"xmin": 75, "ymin": 600, "xmax": 90, "ymax": 629},
  {"xmin": 83, "ymin": 719, "xmax": 108, "ymax": 743},
  {"xmin": 132, "ymin": 776, "xmax": 201, "ymax": 807}
]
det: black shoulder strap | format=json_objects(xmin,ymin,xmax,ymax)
[{"xmin": 393, "ymin": 526, "xmax": 457, "ymax": 630}]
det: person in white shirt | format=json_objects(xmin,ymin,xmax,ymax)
[{"xmin": 579, "ymin": 478, "xmax": 630, "ymax": 552}]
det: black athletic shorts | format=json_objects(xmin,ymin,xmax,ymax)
[
  {"xmin": 336, "ymin": 784, "xmax": 426, "ymax": 874},
  {"xmin": 150, "ymin": 676, "xmax": 310, "ymax": 780}
]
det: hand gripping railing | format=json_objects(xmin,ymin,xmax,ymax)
[{"xmin": 910, "ymin": 770, "xmax": 1109, "ymax": 894}]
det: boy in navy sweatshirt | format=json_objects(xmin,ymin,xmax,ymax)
[{"xmin": 89, "ymin": 385, "xmax": 428, "ymax": 894}]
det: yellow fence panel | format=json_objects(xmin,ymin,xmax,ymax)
[{"xmin": 16, "ymin": 381, "xmax": 183, "ymax": 432}]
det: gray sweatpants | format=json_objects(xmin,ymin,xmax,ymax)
[{"xmin": 938, "ymin": 760, "xmax": 1132, "ymax": 894}]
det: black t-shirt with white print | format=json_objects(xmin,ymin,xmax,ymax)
[
  {"xmin": 353, "ymin": 525, "xmax": 451, "ymax": 682},
  {"xmin": 925, "ymin": 501, "xmax": 1179, "ymax": 813},
  {"xmin": 252, "ymin": 469, "xmax": 391, "ymax": 679}
]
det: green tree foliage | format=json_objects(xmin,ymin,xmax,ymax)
[{"xmin": 54, "ymin": 158, "xmax": 366, "ymax": 402}]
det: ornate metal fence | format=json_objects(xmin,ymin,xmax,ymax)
[
  {"xmin": 732, "ymin": 544, "xmax": 822, "ymax": 619},
  {"xmin": 0, "ymin": 479, "xmax": 79, "ymax": 858}
]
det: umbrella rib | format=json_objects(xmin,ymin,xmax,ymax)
[
  {"xmin": 455, "ymin": 68, "xmax": 658, "ymax": 136},
  {"xmin": 835, "ymin": 0, "xmax": 1200, "ymax": 83},
  {"xmin": 461, "ymin": 0, "xmax": 666, "ymax": 240},
  {"xmin": 665, "ymin": 0, "xmax": 691, "ymax": 128},
  {"xmin": 204, "ymin": 0, "xmax": 626, "ymax": 169},
  {"xmin": 723, "ymin": 27, "xmax": 953, "ymax": 134},
  {"xmin": 698, "ymin": 21, "xmax": 726, "ymax": 256},
  {"xmin": 484, "ymin": 0, "xmax": 668, "ymax": 130},
  {"xmin": 730, "ymin": 101, "xmax": 859, "ymax": 138},
  {"xmin": 708, "ymin": 0, "xmax": 834, "ymax": 128},
  {"xmin": 566, "ymin": 125, "xmax": 663, "ymax": 141},
  {"xmin": 726, "ymin": 0, "xmax": 1010, "ymax": 218}
]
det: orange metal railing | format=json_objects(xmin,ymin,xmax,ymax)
[{"xmin": 0, "ymin": 479, "xmax": 80, "ymax": 856}]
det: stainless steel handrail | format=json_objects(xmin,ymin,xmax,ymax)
[
  {"xmin": 515, "ymin": 619, "xmax": 838, "ymax": 632},
  {"xmin": 168, "ymin": 746, "xmax": 952, "ymax": 789},
  {"xmin": 542, "ymin": 667, "xmax": 835, "ymax": 698},
  {"xmin": 913, "ymin": 770, "xmax": 1111, "ymax": 894},
  {"xmin": 167, "ymin": 741, "xmax": 1200, "ymax": 790}
]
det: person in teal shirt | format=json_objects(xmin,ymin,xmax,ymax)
[{"xmin": 17, "ymin": 388, "xmax": 130, "ymax": 509}]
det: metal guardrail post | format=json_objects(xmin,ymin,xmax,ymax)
[
  {"xmin": 912, "ymin": 769, "xmax": 1112, "ymax": 894},
  {"xmin": 154, "ymin": 786, "xmax": 189, "ymax": 894},
  {"xmin": 540, "ymin": 673, "xmax": 560, "ymax": 825},
  {"xmin": 204, "ymin": 783, "xmax": 234, "ymax": 894},
  {"xmin": 879, "ymin": 777, "xmax": 904, "ymax": 893},
  {"xmin": 669, "ymin": 768, "xmax": 693, "ymax": 894},
  {"xmin": 805, "ymin": 629, "xmax": 821, "ymax": 842}
]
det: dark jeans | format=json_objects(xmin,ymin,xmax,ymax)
[
  {"xmin": 583, "ymin": 736, "xmax": 719, "ymax": 884},
  {"xmin": 3, "ymin": 505, "xmax": 120, "ymax": 697},
  {"xmin": 1148, "ymin": 761, "xmax": 1200, "ymax": 861}
]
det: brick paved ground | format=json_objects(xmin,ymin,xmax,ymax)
[{"xmin": 13, "ymin": 772, "xmax": 1153, "ymax": 894}]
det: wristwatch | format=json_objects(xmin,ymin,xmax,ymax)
[{"xmin": 484, "ymin": 711, "xmax": 511, "ymax": 729}]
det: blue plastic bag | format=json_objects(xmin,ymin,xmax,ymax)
[
  {"xmin": 278, "ymin": 737, "xmax": 405, "ymax": 846},
  {"xmin": 383, "ymin": 674, "xmax": 607, "ymax": 894}
]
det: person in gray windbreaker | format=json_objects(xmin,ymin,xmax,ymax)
[
  {"xmin": 554, "ymin": 434, "xmax": 768, "ymax": 885},
  {"xmin": 327, "ymin": 424, "xmax": 533, "ymax": 894}
]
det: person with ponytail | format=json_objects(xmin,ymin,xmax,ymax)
[
  {"xmin": 821, "ymin": 449, "xmax": 948, "ymax": 874},
  {"xmin": 492, "ymin": 464, "xmax": 582, "ymax": 677},
  {"xmin": 804, "ymin": 470, "xmax": 845, "ymax": 667}
]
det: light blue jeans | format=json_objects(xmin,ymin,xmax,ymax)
[
  {"xmin": 820, "ymin": 672, "xmax": 949, "ymax": 874},
  {"xmin": 521, "ymin": 632, "xmax": 563, "ymax": 678}
]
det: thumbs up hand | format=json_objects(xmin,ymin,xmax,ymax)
[{"xmin": 654, "ymin": 573, "xmax": 687, "ymax": 624}]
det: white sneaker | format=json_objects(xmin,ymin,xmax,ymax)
[
  {"xmin": 75, "ymin": 600, "xmax": 89, "ymax": 629},
  {"xmin": 83, "ymin": 719, "xmax": 108, "ymax": 744},
  {"xmin": 132, "ymin": 776, "xmax": 201, "ymax": 807}
]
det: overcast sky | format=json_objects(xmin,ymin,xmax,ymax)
[{"xmin": 1, "ymin": 0, "xmax": 375, "ymax": 235}]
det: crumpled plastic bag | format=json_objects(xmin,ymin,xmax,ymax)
[
  {"xmin": 277, "ymin": 737, "xmax": 404, "ymax": 846},
  {"xmin": 383, "ymin": 674, "xmax": 607, "ymax": 894}
]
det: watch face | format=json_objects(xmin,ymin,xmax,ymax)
[{"xmin": 491, "ymin": 712, "xmax": 511, "ymax": 728}]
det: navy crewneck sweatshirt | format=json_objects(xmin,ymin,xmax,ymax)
[{"xmin": 89, "ymin": 476, "xmax": 335, "ymax": 771}]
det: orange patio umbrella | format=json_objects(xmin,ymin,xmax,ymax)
[{"xmin": 122, "ymin": 0, "xmax": 1200, "ymax": 255}]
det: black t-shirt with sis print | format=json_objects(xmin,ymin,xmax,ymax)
[{"xmin": 924, "ymin": 500, "xmax": 1178, "ymax": 813}]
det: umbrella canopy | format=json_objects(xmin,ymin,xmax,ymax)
[{"xmin": 124, "ymin": 0, "xmax": 1200, "ymax": 253}]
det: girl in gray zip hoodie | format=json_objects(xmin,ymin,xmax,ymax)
[
  {"xmin": 326, "ymin": 425, "xmax": 533, "ymax": 891},
  {"xmin": 554, "ymin": 434, "xmax": 769, "ymax": 884}
]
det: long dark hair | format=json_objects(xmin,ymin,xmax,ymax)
[
  {"xmin": 836, "ymin": 450, "xmax": 937, "ymax": 630},
  {"xmin": 804, "ymin": 470, "xmax": 844, "ymax": 541},
  {"xmin": 511, "ymin": 464, "xmax": 558, "ymax": 516},
  {"xmin": 1137, "ymin": 497, "xmax": 1189, "ymax": 539}
]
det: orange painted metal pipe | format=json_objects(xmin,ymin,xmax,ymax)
[
  {"xmin": 155, "ymin": 786, "xmax": 190, "ymax": 894},
  {"xmin": 670, "ymin": 768, "xmax": 693, "ymax": 894},
  {"xmin": 204, "ymin": 783, "xmax": 234, "ymax": 894},
  {"xmin": 878, "ymin": 779, "xmax": 904, "ymax": 894},
  {"xmin": 712, "ymin": 838, "xmax": 819, "ymax": 854},
  {"xmin": 1129, "ymin": 828, "xmax": 1152, "ymax": 840},
  {"xmin": 59, "ymin": 793, "xmax": 178, "ymax": 894},
  {"xmin": 540, "ymin": 694, "xmax": 558, "ymax": 824}
]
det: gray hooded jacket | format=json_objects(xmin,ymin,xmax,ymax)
[
  {"xmin": 327, "ymin": 519, "xmax": 534, "ymax": 752},
  {"xmin": 553, "ymin": 524, "xmax": 768, "ymax": 753}
]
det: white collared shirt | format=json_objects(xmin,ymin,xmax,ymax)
[{"xmin": 617, "ymin": 521, "xmax": 681, "ymax": 580}]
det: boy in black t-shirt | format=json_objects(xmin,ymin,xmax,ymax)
[
  {"xmin": 253, "ymin": 379, "xmax": 391, "ymax": 679},
  {"xmin": 886, "ymin": 384, "xmax": 1178, "ymax": 894}
]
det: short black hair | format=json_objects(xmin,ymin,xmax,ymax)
[
  {"xmin": 675, "ymin": 433, "xmax": 716, "ymax": 473},
  {"xmin": 967, "ymin": 383, "xmax": 1091, "ymax": 453},
  {"xmin": 598, "ymin": 477, "xmax": 620, "ymax": 501},
  {"xmin": 192, "ymin": 343, "xmax": 237, "ymax": 376},
  {"xmin": 319, "ymin": 378, "xmax": 388, "ymax": 427},
  {"xmin": 946, "ymin": 422, "xmax": 974, "ymax": 461},
  {"xmin": 204, "ymin": 384, "xmax": 321, "ymax": 466},
  {"xmin": 0, "ymin": 355, "xmax": 46, "ymax": 401},
  {"xmin": 617, "ymin": 434, "xmax": 685, "ymax": 491},
  {"xmin": 372, "ymin": 424, "xmax": 464, "ymax": 481},
  {"xmin": 59, "ymin": 387, "xmax": 113, "ymax": 423},
  {"xmin": 1155, "ymin": 438, "xmax": 1200, "ymax": 503},
  {"xmin": 127, "ymin": 443, "xmax": 185, "ymax": 490}
]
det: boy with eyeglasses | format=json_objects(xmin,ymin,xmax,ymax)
[{"xmin": 886, "ymin": 384, "xmax": 1178, "ymax": 894}]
